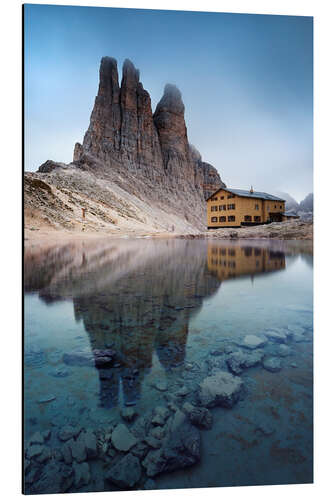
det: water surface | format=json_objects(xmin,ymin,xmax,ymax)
[{"xmin": 24, "ymin": 237, "xmax": 313, "ymax": 493}]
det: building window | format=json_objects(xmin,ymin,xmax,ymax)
[
  {"xmin": 219, "ymin": 205, "xmax": 224, "ymax": 211},
  {"xmin": 244, "ymin": 247, "xmax": 252, "ymax": 257},
  {"xmin": 227, "ymin": 204, "xmax": 235, "ymax": 210},
  {"xmin": 254, "ymin": 216, "xmax": 261, "ymax": 222},
  {"xmin": 274, "ymin": 205, "xmax": 277, "ymax": 208},
  {"xmin": 211, "ymin": 205, "xmax": 218, "ymax": 212},
  {"xmin": 228, "ymin": 216, "xmax": 235, "ymax": 222},
  {"xmin": 255, "ymin": 204, "xmax": 259, "ymax": 210},
  {"xmin": 227, "ymin": 194, "xmax": 235, "ymax": 199},
  {"xmin": 228, "ymin": 249, "xmax": 235, "ymax": 256},
  {"xmin": 219, "ymin": 216, "xmax": 226, "ymax": 222},
  {"xmin": 220, "ymin": 196, "xmax": 224, "ymax": 200},
  {"xmin": 219, "ymin": 248, "xmax": 226, "ymax": 255},
  {"xmin": 254, "ymin": 248, "xmax": 261, "ymax": 256},
  {"xmin": 244, "ymin": 215, "xmax": 252, "ymax": 222},
  {"xmin": 211, "ymin": 217, "xmax": 217, "ymax": 222},
  {"xmin": 280, "ymin": 205, "xmax": 282, "ymax": 209}
]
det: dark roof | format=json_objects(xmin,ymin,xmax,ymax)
[{"xmin": 206, "ymin": 187, "xmax": 285, "ymax": 202}]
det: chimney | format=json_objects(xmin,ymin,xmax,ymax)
[{"xmin": 250, "ymin": 186, "xmax": 254, "ymax": 194}]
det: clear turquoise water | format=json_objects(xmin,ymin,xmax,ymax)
[{"xmin": 24, "ymin": 238, "xmax": 313, "ymax": 492}]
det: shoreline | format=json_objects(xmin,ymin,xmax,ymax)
[{"xmin": 24, "ymin": 219, "xmax": 313, "ymax": 247}]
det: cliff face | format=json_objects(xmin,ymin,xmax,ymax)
[{"xmin": 27, "ymin": 57, "xmax": 225, "ymax": 233}]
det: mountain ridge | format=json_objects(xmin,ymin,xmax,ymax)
[{"xmin": 25, "ymin": 57, "xmax": 225, "ymax": 234}]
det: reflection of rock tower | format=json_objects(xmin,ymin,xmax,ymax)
[
  {"xmin": 70, "ymin": 241, "xmax": 221, "ymax": 408},
  {"xmin": 24, "ymin": 238, "xmax": 223, "ymax": 408},
  {"xmin": 155, "ymin": 311, "xmax": 190, "ymax": 370}
]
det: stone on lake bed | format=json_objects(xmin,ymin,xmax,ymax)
[
  {"xmin": 63, "ymin": 350, "xmax": 94, "ymax": 367},
  {"xmin": 277, "ymin": 344, "xmax": 291, "ymax": 357},
  {"xmin": 227, "ymin": 350, "xmax": 264, "ymax": 375},
  {"xmin": 242, "ymin": 335, "xmax": 267, "ymax": 349},
  {"xmin": 198, "ymin": 371, "xmax": 243, "ymax": 408},
  {"xmin": 37, "ymin": 395, "xmax": 56, "ymax": 404},
  {"xmin": 265, "ymin": 329, "xmax": 287, "ymax": 343},
  {"xmin": 142, "ymin": 416, "xmax": 200, "ymax": 477},
  {"xmin": 106, "ymin": 453, "xmax": 142, "ymax": 488},
  {"xmin": 263, "ymin": 357, "xmax": 282, "ymax": 372},
  {"xmin": 151, "ymin": 406, "xmax": 170, "ymax": 426},
  {"xmin": 28, "ymin": 431, "xmax": 44, "ymax": 445},
  {"xmin": 69, "ymin": 435, "xmax": 87, "ymax": 463},
  {"xmin": 188, "ymin": 407, "xmax": 213, "ymax": 430},
  {"xmin": 121, "ymin": 407, "xmax": 138, "ymax": 422},
  {"xmin": 73, "ymin": 461, "xmax": 90, "ymax": 488},
  {"xmin": 26, "ymin": 444, "xmax": 45, "ymax": 459},
  {"xmin": 151, "ymin": 379, "xmax": 168, "ymax": 391},
  {"xmin": 111, "ymin": 424, "xmax": 137, "ymax": 452},
  {"xmin": 58, "ymin": 425, "xmax": 81, "ymax": 442}
]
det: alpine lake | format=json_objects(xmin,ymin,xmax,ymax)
[{"xmin": 24, "ymin": 237, "xmax": 313, "ymax": 493}]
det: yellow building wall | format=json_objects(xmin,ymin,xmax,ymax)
[{"xmin": 206, "ymin": 188, "xmax": 285, "ymax": 228}]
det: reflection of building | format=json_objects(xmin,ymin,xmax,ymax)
[
  {"xmin": 206, "ymin": 187, "xmax": 286, "ymax": 228},
  {"xmin": 207, "ymin": 243, "xmax": 286, "ymax": 281}
]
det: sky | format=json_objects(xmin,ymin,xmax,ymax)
[{"xmin": 24, "ymin": 4, "xmax": 313, "ymax": 202}]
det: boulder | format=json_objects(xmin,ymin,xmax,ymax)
[
  {"xmin": 263, "ymin": 357, "xmax": 282, "ymax": 372},
  {"xmin": 151, "ymin": 406, "xmax": 170, "ymax": 426},
  {"xmin": 188, "ymin": 407, "xmax": 213, "ymax": 430},
  {"xmin": 142, "ymin": 413, "xmax": 200, "ymax": 477},
  {"xmin": 106, "ymin": 453, "xmax": 141, "ymax": 488},
  {"xmin": 58, "ymin": 425, "xmax": 81, "ymax": 442},
  {"xmin": 73, "ymin": 461, "xmax": 90, "ymax": 488},
  {"xmin": 198, "ymin": 371, "xmax": 243, "ymax": 408},
  {"xmin": 69, "ymin": 435, "xmax": 87, "ymax": 463},
  {"xmin": 242, "ymin": 335, "xmax": 267, "ymax": 350},
  {"xmin": 111, "ymin": 424, "xmax": 137, "ymax": 452},
  {"xmin": 227, "ymin": 349, "xmax": 264, "ymax": 375},
  {"xmin": 121, "ymin": 407, "xmax": 138, "ymax": 423},
  {"xmin": 265, "ymin": 329, "xmax": 287, "ymax": 343}
]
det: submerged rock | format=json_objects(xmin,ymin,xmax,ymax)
[
  {"xmin": 63, "ymin": 350, "xmax": 94, "ymax": 367},
  {"xmin": 227, "ymin": 349, "xmax": 264, "ymax": 375},
  {"xmin": 121, "ymin": 407, "xmax": 138, "ymax": 423},
  {"xmin": 37, "ymin": 395, "xmax": 56, "ymax": 404},
  {"xmin": 58, "ymin": 425, "xmax": 81, "ymax": 442},
  {"xmin": 277, "ymin": 344, "xmax": 291, "ymax": 357},
  {"xmin": 73, "ymin": 461, "xmax": 90, "ymax": 488},
  {"xmin": 242, "ymin": 335, "xmax": 267, "ymax": 350},
  {"xmin": 69, "ymin": 435, "xmax": 87, "ymax": 463},
  {"xmin": 28, "ymin": 431, "xmax": 44, "ymax": 445},
  {"xmin": 111, "ymin": 424, "xmax": 137, "ymax": 452},
  {"xmin": 106, "ymin": 453, "xmax": 142, "ymax": 488},
  {"xmin": 263, "ymin": 357, "xmax": 282, "ymax": 372},
  {"xmin": 265, "ymin": 329, "xmax": 287, "ymax": 343},
  {"xmin": 151, "ymin": 379, "xmax": 168, "ymax": 391},
  {"xmin": 188, "ymin": 407, "xmax": 213, "ymax": 430},
  {"xmin": 198, "ymin": 371, "xmax": 243, "ymax": 408},
  {"xmin": 151, "ymin": 406, "xmax": 170, "ymax": 426},
  {"xmin": 142, "ymin": 411, "xmax": 200, "ymax": 477}
]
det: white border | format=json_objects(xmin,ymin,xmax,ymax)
[{"xmin": 1, "ymin": 1, "xmax": 333, "ymax": 499}]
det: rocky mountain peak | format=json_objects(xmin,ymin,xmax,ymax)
[
  {"xmin": 155, "ymin": 84, "xmax": 185, "ymax": 115},
  {"xmin": 36, "ymin": 56, "xmax": 225, "ymax": 231}
]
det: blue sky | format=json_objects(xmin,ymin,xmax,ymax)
[{"xmin": 24, "ymin": 4, "xmax": 313, "ymax": 201}]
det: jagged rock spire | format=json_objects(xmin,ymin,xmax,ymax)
[{"xmin": 74, "ymin": 56, "xmax": 224, "ymax": 204}]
